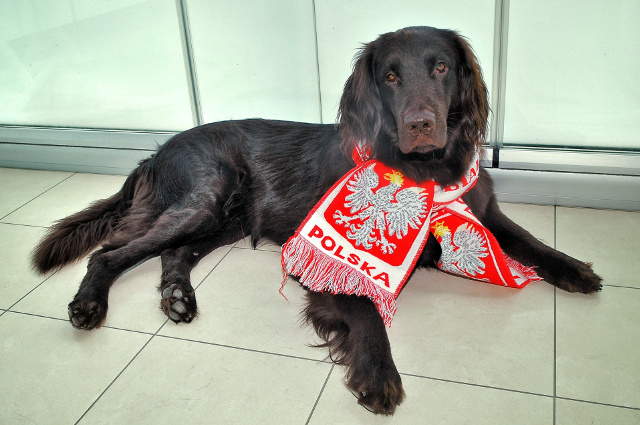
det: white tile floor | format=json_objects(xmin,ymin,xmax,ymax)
[{"xmin": 1, "ymin": 166, "xmax": 639, "ymax": 424}]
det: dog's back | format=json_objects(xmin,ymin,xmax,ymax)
[{"xmin": 31, "ymin": 119, "xmax": 346, "ymax": 274}]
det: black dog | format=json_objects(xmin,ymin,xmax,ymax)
[{"xmin": 33, "ymin": 26, "xmax": 602, "ymax": 414}]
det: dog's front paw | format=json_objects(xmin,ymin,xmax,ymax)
[
  {"xmin": 68, "ymin": 298, "xmax": 107, "ymax": 330},
  {"xmin": 540, "ymin": 258, "xmax": 603, "ymax": 294},
  {"xmin": 347, "ymin": 357, "xmax": 405, "ymax": 415},
  {"xmin": 161, "ymin": 283, "xmax": 197, "ymax": 323}
]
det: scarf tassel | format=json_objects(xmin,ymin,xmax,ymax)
[{"xmin": 282, "ymin": 234, "xmax": 397, "ymax": 326}]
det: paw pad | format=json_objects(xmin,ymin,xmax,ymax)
[
  {"xmin": 68, "ymin": 299, "xmax": 107, "ymax": 330},
  {"xmin": 161, "ymin": 283, "xmax": 196, "ymax": 323}
]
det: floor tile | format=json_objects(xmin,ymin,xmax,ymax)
[
  {"xmin": 13, "ymin": 244, "xmax": 234, "ymax": 333},
  {"xmin": 309, "ymin": 369, "xmax": 553, "ymax": 424},
  {"xmin": 556, "ymin": 286, "xmax": 640, "ymax": 408},
  {"xmin": 0, "ymin": 167, "xmax": 72, "ymax": 219},
  {"xmin": 0, "ymin": 223, "xmax": 48, "ymax": 309},
  {"xmin": 234, "ymin": 235, "xmax": 282, "ymax": 252},
  {"xmin": 0, "ymin": 312, "xmax": 149, "ymax": 425},
  {"xmin": 3, "ymin": 172, "xmax": 127, "ymax": 227},
  {"xmin": 77, "ymin": 335, "xmax": 331, "ymax": 425},
  {"xmin": 498, "ymin": 202, "xmax": 556, "ymax": 245},
  {"xmin": 159, "ymin": 248, "xmax": 325, "ymax": 360},
  {"xmin": 388, "ymin": 268, "xmax": 555, "ymax": 395},
  {"xmin": 555, "ymin": 399, "xmax": 640, "ymax": 425},
  {"xmin": 556, "ymin": 207, "xmax": 640, "ymax": 288},
  {"xmin": 3, "ymin": 165, "xmax": 639, "ymax": 425}
]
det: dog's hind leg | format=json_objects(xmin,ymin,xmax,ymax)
[
  {"xmin": 68, "ymin": 207, "xmax": 217, "ymax": 330},
  {"xmin": 304, "ymin": 291, "xmax": 405, "ymax": 415},
  {"xmin": 159, "ymin": 233, "xmax": 237, "ymax": 324}
]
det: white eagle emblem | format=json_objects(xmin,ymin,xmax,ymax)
[
  {"xmin": 433, "ymin": 221, "xmax": 489, "ymax": 276},
  {"xmin": 333, "ymin": 164, "xmax": 428, "ymax": 254}
]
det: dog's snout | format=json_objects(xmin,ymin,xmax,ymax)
[
  {"xmin": 405, "ymin": 111, "xmax": 436, "ymax": 134},
  {"xmin": 399, "ymin": 109, "xmax": 447, "ymax": 153}
]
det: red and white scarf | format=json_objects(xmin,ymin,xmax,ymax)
[{"xmin": 281, "ymin": 148, "xmax": 541, "ymax": 326}]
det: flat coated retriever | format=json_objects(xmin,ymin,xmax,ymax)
[{"xmin": 33, "ymin": 26, "xmax": 602, "ymax": 414}]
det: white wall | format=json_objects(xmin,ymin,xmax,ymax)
[
  {"xmin": 503, "ymin": 0, "xmax": 640, "ymax": 149},
  {"xmin": 314, "ymin": 0, "xmax": 496, "ymax": 125},
  {"xmin": 187, "ymin": 0, "xmax": 321, "ymax": 124},
  {"xmin": 0, "ymin": 0, "xmax": 638, "ymax": 151},
  {"xmin": 0, "ymin": 0, "xmax": 193, "ymax": 131}
]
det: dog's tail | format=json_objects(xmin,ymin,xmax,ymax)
[{"xmin": 32, "ymin": 165, "xmax": 148, "ymax": 274}]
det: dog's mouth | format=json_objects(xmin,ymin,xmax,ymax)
[
  {"xmin": 406, "ymin": 144, "xmax": 440, "ymax": 154},
  {"xmin": 398, "ymin": 146, "xmax": 446, "ymax": 161},
  {"xmin": 396, "ymin": 128, "xmax": 448, "ymax": 155}
]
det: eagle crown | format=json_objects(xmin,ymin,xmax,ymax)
[
  {"xmin": 384, "ymin": 170, "xmax": 404, "ymax": 186},
  {"xmin": 432, "ymin": 221, "xmax": 451, "ymax": 238}
]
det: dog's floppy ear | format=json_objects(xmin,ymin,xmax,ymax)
[
  {"xmin": 453, "ymin": 35, "xmax": 489, "ymax": 147},
  {"xmin": 337, "ymin": 41, "xmax": 384, "ymax": 155}
]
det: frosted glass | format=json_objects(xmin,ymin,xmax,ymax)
[
  {"xmin": 0, "ymin": 0, "xmax": 192, "ymax": 131},
  {"xmin": 504, "ymin": 1, "xmax": 640, "ymax": 149},
  {"xmin": 187, "ymin": 0, "xmax": 321, "ymax": 123},
  {"xmin": 315, "ymin": 0, "xmax": 496, "ymax": 124}
]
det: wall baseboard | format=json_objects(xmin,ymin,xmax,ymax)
[
  {"xmin": 489, "ymin": 168, "xmax": 639, "ymax": 211},
  {"xmin": 1, "ymin": 131, "xmax": 638, "ymax": 211}
]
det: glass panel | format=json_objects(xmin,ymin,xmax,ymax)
[
  {"xmin": 315, "ymin": 0, "xmax": 496, "ymax": 124},
  {"xmin": 0, "ymin": 0, "xmax": 192, "ymax": 131},
  {"xmin": 186, "ymin": 0, "xmax": 321, "ymax": 123},
  {"xmin": 504, "ymin": 0, "xmax": 640, "ymax": 149}
]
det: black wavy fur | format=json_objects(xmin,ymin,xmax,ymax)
[{"xmin": 32, "ymin": 26, "xmax": 601, "ymax": 414}]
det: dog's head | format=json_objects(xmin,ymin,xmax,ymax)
[{"xmin": 338, "ymin": 26, "xmax": 489, "ymax": 185}]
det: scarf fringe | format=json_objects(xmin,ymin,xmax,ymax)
[
  {"xmin": 504, "ymin": 255, "xmax": 542, "ymax": 285},
  {"xmin": 280, "ymin": 151, "xmax": 540, "ymax": 326},
  {"xmin": 282, "ymin": 234, "xmax": 397, "ymax": 326}
]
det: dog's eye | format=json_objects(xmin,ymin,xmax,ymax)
[
  {"xmin": 385, "ymin": 73, "xmax": 398, "ymax": 83},
  {"xmin": 435, "ymin": 62, "xmax": 447, "ymax": 74}
]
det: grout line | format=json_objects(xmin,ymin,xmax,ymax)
[
  {"xmin": 553, "ymin": 204, "xmax": 557, "ymax": 425},
  {"xmin": 4, "ymin": 310, "xmax": 69, "ymax": 324},
  {"xmin": 306, "ymin": 364, "xmax": 334, "ymax": 425},
  {"xmin": 74, "ymin": 322, "xmax": 165, "ymax": 424},
  {"xmin": 144, "ymin": 242, "xmax": 238, "ymax": 335},
  {"xmin": 94, "ymin": 324, "xmax": 157, "ymax": 337},
  {"xmin": 233, "ymin": 244, "xmax": 282, "ymax": 253},
  {"xmin": 192, "ymin": 243, "xmax": 237, "ymax": 290},
  {"xmin": 600, "ymin": 284, "xmax": 640, "ymax": 290},
  {"xmin": 0, "ymin": 172, "xmax": 76, "ymax": 221},
  {"xmin": 9, "ymin": 241, "xmax": 236, "ymax": 335},
  {"xmin": 7, "ymin": 305, "xmax": 640, "ymax": 415},
  {"xmin": 0, "ymin": 221, "xmax": 48, "ymax": 229},
  {"xmin": 554, "ymin": 396, "xmax": 640, "ymax": 412},
  {"xmin": 402, "ymin": 370, "xmax": 640, "ymax": 412},
  {"xmin": 4, "ymin": 309, "xmax": 159, "ymax": 338},
  {"xmin": 7, "ymin": 311, "xmax": 639, "ymax": 415},
  {"xmin": 153, "ymin": 333, "xmax": 332, "ymax": 365},
  {"xmin": 103, "ymin": 243, "xmax": 238, "ymax": 338},
  {"xmin": 400, "ymin": 372, "xmax": 554, "ymax": 400},
  {"xmin": 5, "ymin": 272, "xmax": 58, "ymax": 312}
]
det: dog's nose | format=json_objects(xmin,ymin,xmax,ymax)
[{"xmin": 405, "ymin": 111, "xmax": 436, "ymax": 135}]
